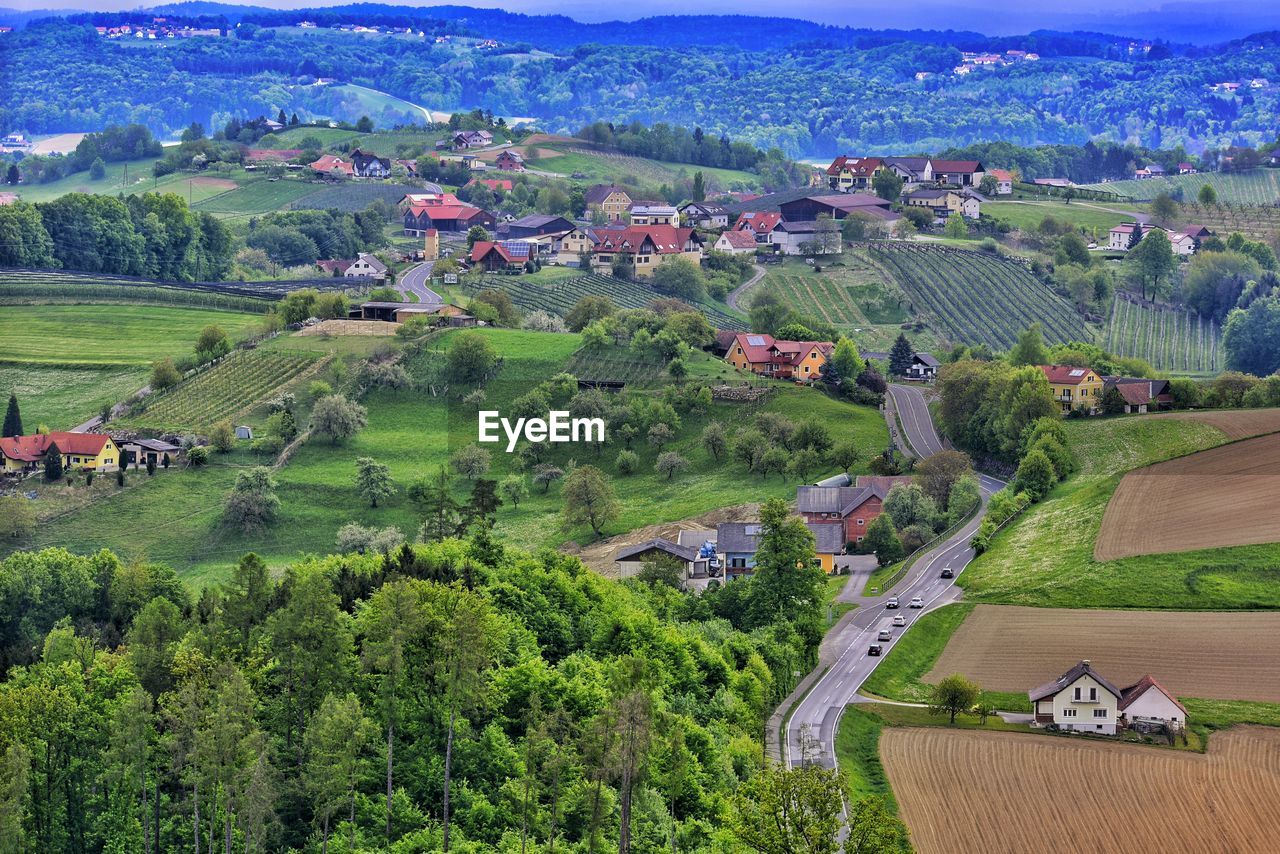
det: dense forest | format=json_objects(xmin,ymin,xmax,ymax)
[
  {"xmin": 2, "ymin": 15, "xmax": 1278, "ymax": 155},
  {"xmin": 0, "ymin": 498, "xmax": 862, "ymax": 852}
]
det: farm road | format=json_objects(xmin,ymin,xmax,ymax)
[{"xmin": 726, "ymin": 264, "xmax": 766, "ymax": 311}]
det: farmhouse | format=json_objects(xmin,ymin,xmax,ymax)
[
  {"xmin": 613, "ymin": 538, "xmax": 709, "ymax": 580},
  {"xmin": 796, "ymin": 475, "xmax": 914, "ymax": 546},
  {"xmin": 733, "ymin": 211, "xmax": 786, "ymax": 245},
  {"xmin": 403, "ymin": 197, "xmax": 494, "ymax": 234},
  {"xmin": 310, "ymin": 154, "xmax": 354, "ymax": 178},
  {"xmin": 350, "ymin": 149, "xmax": 391, "ymax": 178},
  {"xmin": 1119, "ymin": 674, "xmax": 1188, "ymax": 732},
  {"xmin": 930, "ymin": 159, "xmax": 985, "ymax": 187},
  {"xmin": 452, "ymin": 130, "xmax": 493, "ymax": 149},
  {"xmin": 468, "ymin": 240, "xmax": 537, "ymax": 271},
  {"xmin": 1, "ymin": 432, "xmax": 120, "ymax": 474},
  {"xmin": 344, "ymin": 253, "xmax": 388, "ymax": 281},
  {"xmin": 825, "ymin": 156, "xmax": 886, "ymax": 192},
  {"xmin": 904, "ymin": 188, "xmax": 982, "ymax": 220},
  {"xmin": 1029, "ymin": 660, "xmax": 1121, "ymax": 734},
  {"xmin": 882, "ymin": 156, "xmax": 934, "ymax": 187},
  {"xmin": 860, "ymin": 350, "xmax": 939, "ymax": 379},
  {"xmin": 724, "ymin": 333, "xmax": 833, "ymax": 380},
  {"xmin": 584, "ymin": 184, "xmax": 633, "ymax": 221},
  {"xmin": 987, "ymin": 168, "xmax": 1015, "ymax": 194},
  {"xmin": 679, "ymin": 201, "xmax": 729, "ymax": 229},
  {"xmin": 1040, "ymin": 365, "xmax": 1103, "ymax": 414},
  {"xmin": 1107, "ymin": 222, "xmax": 1162, "ymax": 251},
  {"xmin": 494, "ymin": 150, "xmax": 524, "ymax": 171},
  {"xmin": 777, "ymin": 193, "xmax": 896, "ymax": 222},
  {"xmin": 716, "ymin": 520, "xmax": 843, "ymax": 578},
  {"xmin": 713, "ymin": 229, "xmax": 759, "ymax": 255},
  {"xmin": 1102, "ymin": 376, "xmax": 1172, "ymax": 413}
]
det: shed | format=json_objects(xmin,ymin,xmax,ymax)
[{"xmin": 235, "ymin": 425, "xmax": 253, "ymax": 440}]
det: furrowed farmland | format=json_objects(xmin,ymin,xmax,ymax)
[
  {"xmin": 880, "ymin": 727, "xmax": 1280, "ymax": 854},
  {"xmin": 478, "ymin": 273, "xmax": 749, "ymax": 330},
  {"xmin": 1105, "ymin": 294, "xmax": 1221, "ymax": 373},
  {"xmin": 869, "ymin": 244, "xmax": 1086, "ymax": 349},
  {"xmin": 1079, "ymin": 168, "xmax": 1280, "ymax": 204},
  {"xmin": 128, "ymin": 349, "xmax": 326, "ymax": 430},
  {"xmin": 926, "ymin": 604, "xmax": 1280, "ymax": 703},
  {"xmin": 1095, "ymin": 430, "xmax": 1280, "ymax": 560}
]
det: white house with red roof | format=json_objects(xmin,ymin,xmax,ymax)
[
  {"xmin": 724, "ymin": 333, "xmax": 833, "ymax": 380},
  {"xmin": 1119, "ymin": 675, "xmax": 1188, "ymax": 732},
  {"xmin": 733, "ymin": 211, "xmax": 786, "ymax": 246},
  {"xmin": 309, "ymin": 154, "xmax": 354, "ymax": 178},
  {"xmin": 557, "ymin": 224, "xmax": 703, "ymax": 277},
  {"xmin": 713, "ymin": 230, "xmax": 759, "ymax": 255},
  {"xmin": 987, "ymin": 168, "xmax": 1015, "ymax": 195}
]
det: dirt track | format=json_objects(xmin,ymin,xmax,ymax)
[
  {"xmin": 881, "ymin": 726, "xmax": 1280, "ymax": 854},
  {"xmin": 926, "ymin": 604, "xmax": 1280, "ymax": 702},
  {"xmin": 1096, "ymin": 431, "xmax": 1280, "ymax": 560}
]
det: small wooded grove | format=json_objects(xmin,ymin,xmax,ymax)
[{"xmin": 0, "ymin": 526, "xmax": 829, "ymax": 853}]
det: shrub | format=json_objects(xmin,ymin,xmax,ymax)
[{"xmin": 615, "ymin": 449, "xmax": 639, "ymax": 475}]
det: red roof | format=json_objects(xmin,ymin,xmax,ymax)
[
  {"xmin": 989, "ymin": 168, "xmax": 1014, "ymax": 181},
  {"xmin": 409, "ymin": 202, "xmax": 485, "ymax": 222},
  {"xmin": 1040, "ymin": 365, "xmax": 1096, "ymax": 385},
  {"xmin": 316, "ymin": 259, "xmax": 354, "ymax": 275},
  {"xmin": 734, "ymin": 211, "xmax": 783, "ymax": 233},
  {"xmin": 470, "ymin": 178, "xmax": 513, "ymax": 192},
  {"xmin": 591, "ymin": 225, "xmax": 697, "ymax": 255},
  {"xmin": 716, "ymin": 230, "xmax": 759, "ymax": 250},
  {"xmin": 469, "ymin": 241, "xmax": 516, "ymax": 264},
  {"xmin": 931, "ymin": 160, "xmax": 982, "ymax": 174},
  {"xmin": 1119, "ymin": 675, "xmax": 1188, "ymax": 716},
  {"xmin": 730, "ymin": 333, "xmax": 834, "ymax": 367},
  {"xmin": 826, "ymin": 155, "xmax": 884, "ymax": 177},
  {"xmin": 310, "ymin": 154, "xmax": 353, "ymax": 175},
  {"xmin": 1, "ymin": 431, "xmax": 111, "ymax": 462}
]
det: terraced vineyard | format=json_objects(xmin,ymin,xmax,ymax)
[
  {"xmin": 1079, "ymin": 168, "xmax": 1280, "ymax": 204},
  {"xmin": 869, "ymin": 244, "xmax": 1085, "ymax": 350},
  {"xmin": 1106, "ymin": 295, "xmax": 1221, "ymax": 373},
  {"xmin": 131, "ymin": 349, "xmax": 325, "ymax": 430},
  {"xmin": 481, "ymin": 273, "xmax": 748, "ymax": 330}
]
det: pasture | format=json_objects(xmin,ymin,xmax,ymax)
[
  {"xmin": 1096, "ymin": 431, "xmax": 1280, "ymax": 560},
  {"xmin": 868, "ymin": 243, "xmax": 1085, "ymax": 350},
  {"xmin": 527, "ymin": 143, "xmax": 763, "ymax": 189},
  {"xmin": 1079, "ymin": 168, "xmax": 1280, "ymax": 205},
  {"xmin": 927, "ymin": 605, "xmax": 1280, "ymax": 703},
  {"xmin": 1105, "ymin": 295, "xmax": 1221, "ymax": 373},
  {"xmin": 962, "ymin": 411, "xmax": 1280, "ymax": 609},
  {"xmin": 0, "ymin": 304, "xmax": 262, "ymax": 367},
  {"xmin": 194, "ymin": 178, "xmax": 322, "ymax": 216},
  {"xmin": 0, "ymin": 364, "xmax": 145, "ymax": 431},
  {"xmin": 984, "ymin": 199, "xmax": 1133, "ymax": 235},
  {"xmin": 880, "ymin": 726, "xmax": 1280, "ymax": 854}
]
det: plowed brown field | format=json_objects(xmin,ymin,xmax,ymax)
[
  {"xmin": 881, "ymin": 726, "xmax": 1280, "ymax": 854},
  {"xmin": 1153, "ymin": 408, "xmax": 1280, "ymax": 440},
  {"xmin": 925, "ymin": 605, "xmax": 1280, "ymax": 702},
  {"xmin": 1095, "ymin": 431, "xmax": 1280, "ymax": 560}
]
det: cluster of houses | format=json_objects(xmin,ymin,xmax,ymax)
[
  {"xmin": 825, "ymin": 156, "xmax": 990, "ymax": 219},
  {"xmin": 1106, "ymin": 221, "xmax": 1214, "ymax": 255},
  {"xmin": 615, "ymin": 473, "xmax": 914, "ymax": 580},
  {"xmin": 1, "ymin": 431, "xmax": 186, "ymax": 477},
  {"xmin": 1039, "ymin": 364, "xmax": 1173, "ymax": 415},
  {"xmin": 94, "ymin": 19, "xmax": 224, "ymax": 39},
  {"xmin": 1030, "ymin": 660, "xmax": 1187, "ymax": 736},
  {"xmin": 1, "ymin": 132, "xmax": 32, "ymax": 152}
]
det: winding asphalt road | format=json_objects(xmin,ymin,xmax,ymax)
[
  {"xmin": 783, "ymin": 390, "xmax": 1006, "ymax": 769},
  {"xmin": 399, "ymin": 261, "xmax": 442, "ymax": 303}
]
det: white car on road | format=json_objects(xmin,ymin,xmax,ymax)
[{"xmin": 909, "ymin": 597, "xmax": 924, "ymax": 609}]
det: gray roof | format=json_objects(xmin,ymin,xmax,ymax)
[
  {"xmin": 679, "ymin": 201, "xmax": 727, "ymax": 215},
  {"xmin": 883, "ymin": 156, "xmax": 931, "ymax": 176},
  {"xmin": 814, "ymin": 472, "xmax": 852, "ymax": 488},
  {"xmin": 676, "ymin": 529, "xmax": 716, "ymax": 548},
  {"xmin": 508, "ymin": 213, "xmax": 569, "ymax": 229},
  {"xmin": 355, "ymin": 253, "xmax": 388, "ymax": 273},
  {"xmin": 716, "ymin": 522, "xmax": 763, "ymax": 554},
  {"xmin": 916, "ymin": 352, "xmax": 941, "ymax": 367},
  {"xmin": 1028, "ymin": 660, "xmax": 1123, "ymax": 702},
  {"xmin": 128, "ymin": 438, "xmax": 180, "ymax": 452},
  {"xmin": 806, "ymin": 522, "xmax": 845, "ymax": 555},
  {"xmin": 614, "ymin": 538, "xmax": 698, "ymax": 563},
  {"xmin": 779, "ymin": 220, "xmax": 823, "ymax": 233},
  {"xmin": 907, "ymin": 188, "xmax": 951, "ymax": 200},
  {"xmin": 795, "ymin": 485, "xmax": 875, "ymax": 515}
]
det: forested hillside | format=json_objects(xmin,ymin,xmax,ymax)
[{"xmin": 2, "ymin": 13, "xmax": 1279, "ymax": 155}]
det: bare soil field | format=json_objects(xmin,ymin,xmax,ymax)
[
  {"xmin": 1096, "ymin": 431, "xmax": 1280, "ymax": 560},
  {"xmin": 881, "ymin": 726, "xmax": 1280, "ymax": 854},
  {"xmin": 1153, "ymin": 408, "xmax": 1280, "ymax": 440},
  {"xmin": 296, "ymin": 320, "xmax": 397, "ymax": 336},
  {"xmin": 926, "ymin": 605, "xmax": 1280, "ymax": 702}
]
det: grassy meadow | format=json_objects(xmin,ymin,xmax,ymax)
[
  {"xmin": 962, "ymin": 414, "xmax": 1280, "ymax": 609},
  {"xmin": 12, "ymin": 327, "xmax": 889, "ymax": 584}
]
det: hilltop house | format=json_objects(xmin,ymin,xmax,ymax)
[
  {"xmin": 1029, "ymin": 660, "xmax": 1121, "ymax": 734},
  {"xmin": 1, "ymin": 432, "xmax": 121, "ymax": 474},
  {"xmin": 1040, "ymin": 365, "xmax": 1104, "ymax": 414},
  {"xmin": 724, "ymin": 333, "xmax": 834, "ymax": 380},
  {"xmin": 825, "ymin": 156, "xmax": 887, "ymax": 192},
  {"xmin": 987, "ymin": 168, "xmax": 1015, "ymax": 194},
  {"xmin": 796, "ymin": 475, "xmax": 914, "ymax": 547},
  {"xmin": 350, "ymin": 149, "xmax": 391, "ymax": 178},
  {"xmin": 679, "ymin": 201, "xmax": 729, "ymax": 229},
  {"xmin": 344, "ymin": 253, "xmax": 388, "ymax": 281},
  {"xmin": 494, "ymin": 150, "xmax": 524, "ymax": 171},
  {"xmin": 904, "ymin": 188, "xmax": 982, "ymax": 220},
  {"xmin": 584, "ymin": 184, "xmax": 633, "ymax": 221},
  {"xmin": 930, "ymin": 159, "xmax": 986, "ymax": 187},
  {"xmin": 713, "ymin": 229, "xmax": 760, "ymax": 255}
]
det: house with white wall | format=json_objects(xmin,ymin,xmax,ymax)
[{"xmin": 1029, "ymin": 660, "xmax": 1121, "ymax": 734}]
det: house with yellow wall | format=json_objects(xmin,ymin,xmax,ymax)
[
  {"xmin": 1040, "ymin": 365, "xmax": 1104, "ymax": 414},
  {"xmin": 725, "ymin": 333, "xmax": 834, "ymax": 380},
  {"xmin": 1, "ymin": 431, "xmax": 120, "ymax": 473},
  {"xmin": 825, "ymin": 156, "xmax": 886, "ymax": 192},
  {"xmin": 584, "ymin": 184, "xmax": 633, "ymax": 221}
]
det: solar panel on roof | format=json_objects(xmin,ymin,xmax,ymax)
[
  {"xmin": 745, "ymin": 525, "xmax": 762, "ymax": 536},
  {"xmin": 1070, "ymin": 369, "xmax": 1086, "ymax": 376},
  {"xmin": 746, "ymin": 336, "xmax": 766, "ymax": 345}
]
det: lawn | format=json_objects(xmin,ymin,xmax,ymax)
[
  {"xmin": 0, "ymin": 364, "xmax": 146, "ymax": 430},
  {"xmin": 983, "ymin": 199, "xmax": 1135, "ymax": 237},
  {"xmin": 0, "ymin": 305, "xmax": 263, "ymax": 367},
  {"xmin": 529, "ymin": 144, "xmax": 762, "ymax": 190},
  {"xmin": 9, "ymin": 156, "xmax": 163, "ymax": 203},
  {"xmin": 18, "ymin": 327, "xmax": 889, "ymax": 584},
  {"xmin": 962, "ymin": 413, "xmax": 1280, "ymax": 609}
]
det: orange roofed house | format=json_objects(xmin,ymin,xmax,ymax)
[
  {"xmin": 725, "ymin": 333, "xmax": 833, "ymax": 380},
  {"xmin": 1, "ymin": 432, "xmax": 121, "ymax": 474}
]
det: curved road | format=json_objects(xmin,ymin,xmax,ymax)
[
  {"xmin": 725, "ymin": 264, "xmax": 767, "ymax": 312},
  {"xmin": 783, "ymin": 398, "xmax": 1006, "ymax": 770},
  {"xmin": 399, "ymin": 261, "xmax": 442, "ymax": 303},
  {"xmin": 888, "ymin": 383, "xmax": 945, "ymax": 457}
]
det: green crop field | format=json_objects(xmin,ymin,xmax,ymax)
[
  {"xmin": 1105, "ymin": 295, "xmax": 1221, "ymax": 373},
  {"xmin": 257, "ymin": 126, "xmax": 366, "ymax": 149},
  {"xmin": 869, "ymin": 243, "xmax": 1086, "ymax": 350},
  {"xmin": 984, "ymin": 199, "xmax": 1135, "ymax": 236},
  {"xmin": 1079, "ymin": 169, "xmax": 1280, "ymax": 205},
  {"xmin": 7, "ymin": 156, "xmax": 164, "ymax": 203},
  {"xmin": 15, "ymin": 328, "xmax": 889, "ymax": 582},
  {"xmin": 759, "ymin": 254, "xmax": 940, "ymax": 352},
  {"xmin": 0, "ymin": 270, "xmax": 274, "ymax": 313},
  {"xmin": 530, "ymin": 144, "xmax": 762, "ymax": 189},
  {"xmin": 288, "ymin": 182, "xmax": 422, "ymax": 212},
  {"xmin": 962, "ymin": 413, "xmax": 1280, "ymax": 610},
  {"xmin": 128, "ymin": 349, "xmax": 325, "ymax": 431},
  {"xmin": 0, "ymin": 304, "xmax": 261, "ymax": 367},
  {"xmin": 479, "ymin": 272, "xmax": 749, "ymax": 330},
  {"xmin": 194, "ymin": 178, "xmax": 324, "ymax": 216}
]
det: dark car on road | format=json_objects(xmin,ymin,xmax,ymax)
[
  {"xmin": 941, "ymin": 567, "xmax": 954, "ymax": 578},
  {"xmin": 868, "ymin": 644, "xmax": 883, "ymax": 656}
]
